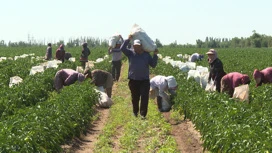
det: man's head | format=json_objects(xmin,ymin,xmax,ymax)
[
  {"xmin": 133, "ymin": 39, "xmax": 143, "ymax": 54},
  {"xmin": 115, "ymin": 40, "xmax": 122, "ymax": 49},
  {"xmin": 48, "ymin": 43, "xmax": 51, "ymax": 47}
]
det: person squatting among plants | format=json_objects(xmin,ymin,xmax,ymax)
[
  {"xmin": 150, "ymin": 75, "xmax": 178, "ymax": 112},
  {"xmin": 54, "ymin": 69, "xmax": 85, "ymax": 92},
  {"xmin": 220, "ymin": 72, "xmax": 250, "ymax": 97},
  {"xmin": 45, "ymin": 43, "xmax": 52, "ymax": 60},
  {"xmin": 189, "ymin": 52, "xmax": 204, "ymax": 62},
  {"xmin": 206, "ymin": 49, "xmax": 226, "ymax": 92},
  {"xmin": 120, "ymin": 35, "xmax": 158, "ymax": 118},
  {"xmin": 253, "ymin": 67, "xmax": 272, "ymax": 87},
  {"xmin": 80, "ymin": 42, "xmax": 91, "ymax": 69},
  {"xmin": 84, "ymin": 68, "xmax": 113, "ymax": 98},
  {"xmin": 108, "ymin": 36, "xmax": 124, "ymax": 81},
  {"xmin": 56, "ymin": 44, "xmax": 66, "ymax": 63}
]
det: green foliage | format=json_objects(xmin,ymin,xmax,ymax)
[{"xmin": 152, "ymin": 48, "xmax": 272, "ymax": 152}]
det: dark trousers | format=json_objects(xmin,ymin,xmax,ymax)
[
  {"xmin": 112, "ymin": 60, "xmax": 121, "ymax": 81},
  {"xmin": 128, "ymin": 79, "xmax": 150, "ymax": 117}
]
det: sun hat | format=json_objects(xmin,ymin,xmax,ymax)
[
  {"xmin": 166, "ymin": 76, "xmax": 177, "ymax": 89},
  {"xmin": 206, "ymin": 49, "xmax": 216, "ymax": 55}
]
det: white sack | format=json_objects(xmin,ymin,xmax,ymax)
[
  {"xmin": 130, "ymin": 24, "xmax": 157, "ymax": 52},
  {"xmin": 30, "ymin": 66, "xmax": 44, "ymax": 75},
  {"xmin": 95, "ymin": 89, "xmax": 113, "ymax": 108},
  {"xmin": 233, "ymin": 84, "xmax": 249, "ymax": 102},
  {"xmin": 9, "ymin": 76, "xmax": 23, "ymax": 87},
  {"xmin": 108, "ymin": 34, "xmax": 120, "ymax": 48}
]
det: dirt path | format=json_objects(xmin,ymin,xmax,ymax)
[
  {"xmin": 62, "ymin": 62, "xmax": 207, "ymax": 153},
  {"xmin": 163, "ymin": 112, "xmax": 207, "ymax": 153}
]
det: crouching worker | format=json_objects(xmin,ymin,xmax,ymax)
[
  {"xmin": 54, "ymin": 69, "xmax": 85, "ymax": 92},
  {"xmin": 253, "ymin": 67, "xmax": 272, "ymax": 87},
  {"xmin": 189, "ymin": 53, "xmax": 204, "ymax": 62},
  {"xmin": 150, "ymin": 75, "xmax": 178, "ymax": 112},
  {"xmin": 220, "ymin": 72, "xmax": 250, "ymax": 97},
  {"xmin": 84, "ymin": 68, "xmax": 113, "ymax": 98}
]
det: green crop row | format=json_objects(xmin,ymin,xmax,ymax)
[
  {"xmin": 151, "ymin": 48, "xmax": 272, "ymax": 152},
  {"xmin": 0, "ymin": 81, "xmax": 98, "ymax": 152},
  {"xmin": 0, "ymin": 60, "xmax": 77, "ymax": 119}
]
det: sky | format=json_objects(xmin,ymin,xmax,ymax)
[{"xmin": 1, "ymin": 0, "xmax": 272, "ymax": 45}]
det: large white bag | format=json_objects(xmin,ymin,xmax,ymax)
[
  {"xmin": 9, "ymin": 76, "xmax": 23, "ymax": 87},
  {"xmin": 108, "ymin": 34, "xmax": 120, "ymax": 48},
  {"xmin": 30, "ymin": 66, "xmax": 44, "ymax": 75},
  {"xmin": 233, "ymin": 84, "xmax": 249, "ymax": 102},
  {"xmin": 95, "ymin": 89, "xmax": 113, "ymax": 108},
  {"xmin": 205, "ymin": 80, "xmax": 216, "ymax": 92},
  {"xmin": 130, "ymin": 24, "xmax": 157, "ymax": 52}
]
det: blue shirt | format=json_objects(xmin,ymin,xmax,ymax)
[{"xmin": 121, "ymin": 39, "xmax": 158, "ymax": 80}]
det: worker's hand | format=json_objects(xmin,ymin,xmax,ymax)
[
  {"xmin": 154, "ymin": 49, "xmax": 159, "ymax": 55},
  {"xmin": 128, "ymin": 34, "xmax": 133, "ymax": 40}
]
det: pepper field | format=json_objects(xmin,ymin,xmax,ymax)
[{"xmin": 0, "ymin": 46, "xmax": 272, "ymax": 152}]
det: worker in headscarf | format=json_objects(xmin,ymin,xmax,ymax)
[
  {"xmin": 253, "ymin": 67, "xmax": 272, "ymax": 87},
  {"xmin": 80, "ymin": 42, "xmax": 91, "ymax": 69},
  {"xmin": 54, "ymin": 69, "xmax": 85, "ymax": 92},
  {"xmin": 150, "ymin": 75, "xmax": 178, "ymax": 112},
  {"xmin": 56, "ymin": 44, "xmax": 66, "ymax": 63},
  {"xmin": 206, "ymin": 49, "xmax": 226, "ymax": 92},
  {"xmin": 221, "ymin": 72, "xmax": 250, "ymax": 96},
  {"xmin": 84, "ymin": 68, "xmax": 113, "ymax": 98}
]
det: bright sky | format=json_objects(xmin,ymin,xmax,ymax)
[{"xmin": 1, "ymin": 0, "xmax": 272, "ymax": 45}]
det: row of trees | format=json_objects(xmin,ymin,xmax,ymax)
[
  {"xmin": 0, "ymin": 37, "xmax": 108, "ymax": 48},
  {"xmin": 163, "ymin": 31, "xmax": 272, "ymax": 48},
  {"xmin": 1, "ymin": 31, "xmax": 272, "ymax": 48}
]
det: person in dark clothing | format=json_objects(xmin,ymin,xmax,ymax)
[
  {"xmin": 84, "ymin": 69, "xmax": 113, "ymax": 98},
  {"xmin": 56, "ymin": 44, "xmax": 65, "ymax": 63},
  {"xmin": 65, "ymin": 52, "xmax": 72, "ymax": 60},
  {"xmin": 80, "ymin": 42, "xmax": 91, "ymax": 69},
  {"xmin": 45, "ymin": 43, "xmax": 52, "ymax": 60},
  {"xmin": 108, "ymin": 36, "xmax": 124, "ymax": 81},
  {"xmin": 120, "ymin": 35, "xmax": 158, "ymax": 118},
  {"xmin": 206, "ymin": 49, "xmax": 226, "ymax": 92}
]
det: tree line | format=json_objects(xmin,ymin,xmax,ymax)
[{"xmin": 1, "ymin": 31, "xmax": 272, "ymax": 48}]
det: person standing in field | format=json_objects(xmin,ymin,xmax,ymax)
[
  {"xmin": 54, "ymin": 69, "xmax": 85, "ymax": 92},
  {"xmin": 189, "ymin": 53, "xmax": 204, "ymax": 62},
  {"xmin": 108, "ymin": 36, "xmax": 124, "ymax": 81},
  {"xmin": 45, "ymin": 43, "xmax": 52, "ymax": 60},
  {"xmin": 84, "ymin": 68, "xmax": 113, "ymax": 98},
  {"xmin": 253, "ymin": 67, "xmax": 272, "ymax": 87},
  {"xmin": 221, "ymin": 72, "xmax": 250, "ymax": 96},
  {"xmin": 56, "ymin": 44, "xmax": 66, "ymax": 63},
  {"xmin": 206, "ymin": 49, "xmax": 226, "ymax": 92},
  {"xmin": 120, "ymin": 35, "xmax": 158, "ymax": 118},
  {"xmin": 80, "ymin": 42, "xmax": 91, "ymax": 69},
  {"xmin": 150, "ymin": 75, "xmax": 178, "ymax": 112}
]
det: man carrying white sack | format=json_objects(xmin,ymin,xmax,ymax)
[
  {"xmin": 150, "ymin": 75, "xmax": 178, "ymax": 112},
  {"xmin": 189, "ymin": 53, "xmax": 204, "ymax": 62}
]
